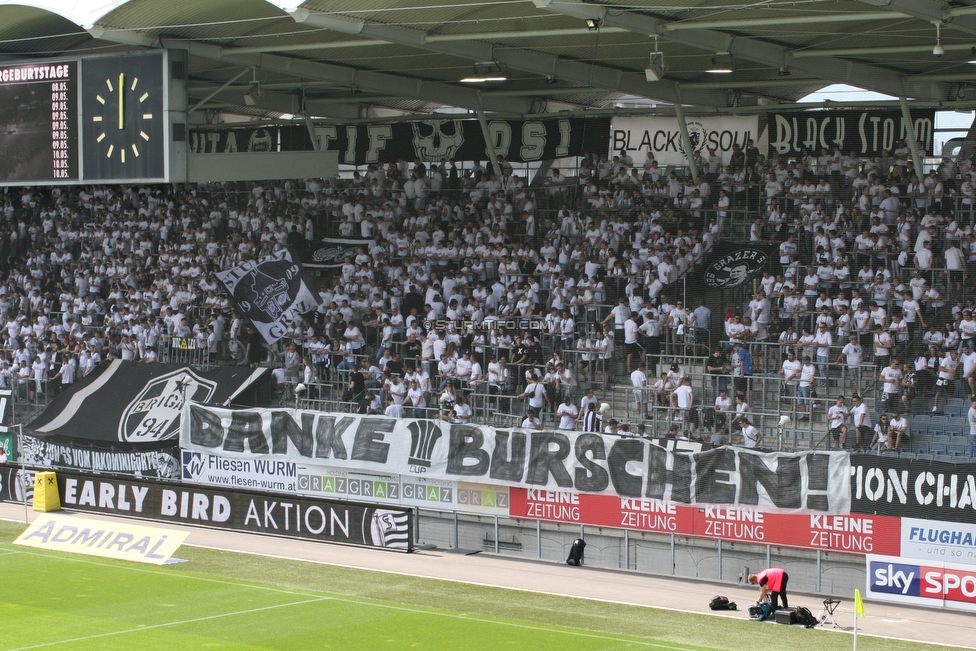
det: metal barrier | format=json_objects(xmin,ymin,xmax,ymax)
[{"xmin": 157, "ymin": 335, "xmax": 214, "ymax": 368}]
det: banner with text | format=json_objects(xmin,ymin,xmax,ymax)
[
  {"xmin": 611, "ymin": 116, "xmax": 763, "ymax": 167},
  {"xmin": 763, "ymin": 109, "xmax": 935, "ymax": 158},
  {"xmin": 901, "ymin": 517, "xmax": 976, "ymax": 566},
  {"xmin": 182, "ymin": 406, "xmax": 851, "ymax": 513},
  {"xmin": 21, "ymin": 436, "xmax": 180, "ymax": 480},
  {"xmin": 510, "ymin": 489, "xmax": 900, "ymax": 555},
  {"xmin": 190, "ymin": 118, "xmax": 610, "ymax": 164},
  {"xmin": 55, "ymin": 468, "xmax": 412, "ymax": 551},
  {"xmin": 866, "ymin": 553, "xmax": 976, "ymax": 612},
  {"xmin": 179, "ymin": 448, "xmax": 509, "ymax": 515},
  {"xmin": 15, "ymin": 514, "xmax": 188, "ymax": 565},
  {"xmin": 850, "ymin": 454, "xmax": 976, "ymax": 523}
]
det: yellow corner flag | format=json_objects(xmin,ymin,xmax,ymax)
[{"xmin": 854, "ymin": 589, "xmax": 866, "ymax": 618}]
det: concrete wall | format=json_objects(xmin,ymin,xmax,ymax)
[{"xmin": 417, "ymin": 510, "xmax": 866, "ymax": 597}]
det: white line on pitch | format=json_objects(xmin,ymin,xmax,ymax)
[{"xmin": 3, "ymin": 597, "xmax": 331, "ymax": 651}]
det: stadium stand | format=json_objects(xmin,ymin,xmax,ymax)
[{"xmin": 4, "ymin": 145, "xmax": 976, "ymax": 456}]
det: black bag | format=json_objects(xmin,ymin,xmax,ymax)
[
  {"xmin": 709, "ymin": 595, "xmax": 737, "ymax": 611},
  {"xmin": 566, "ymin": 538, "xmax": 586, "ymax": 566},
  {"xmin": 795, "ymin": 606, "xmax": 819, "ymax": 628}
]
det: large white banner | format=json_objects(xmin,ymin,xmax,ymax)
[
  {"xmin": 181, "ymin": 404, "xmax": 851, "ymax": 513},
  {"xmin": 611, "ymin": 116, "xmax": 764, "ymax": 167}
]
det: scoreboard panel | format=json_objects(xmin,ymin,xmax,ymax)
[
  {"xmin": 0, "ymin": 61, "xmax": 78, "ymax": 183},
  {"xmin": 0, "ymin": 51, "xmax": 183, "ymax": 186}
]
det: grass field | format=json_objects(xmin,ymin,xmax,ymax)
[{"xmin": 0, "ymin": 520, "xmax": 949, "ymax": 651}]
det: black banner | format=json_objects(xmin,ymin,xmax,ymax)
[
  {"xmin": 765, "ymin": 109, "xmax": 935, "ymax": 158},
  {"xmin": 189, "ymin": 117, "xmax": 610, "ymax": 164},
  {"xmin": 20, "ymin": 435, "xmax": 180, "ymax": 480},
  {"xmin": 0, "ymin": 463, "xmax": 30, "ymax": 502},
  {"xmin": 689, "ymin": 241, "xmax": 782, "ymax": 295},
  {"xmin": 307, "ymin": 237, "xmax": 370, "ymax": 268},
  {"xmin": 51, "ymin": 468, "xmax": 412, "ymax": 551},
  {"xmin": 27, "ymin": 361, "xmax": 269, "ymax": 447},
  {"xmin": 850, "ymin": 454, "xmax": 976, "ymax": 523},
  {"xmin": 188, "ymin": 126, "xmax": 281, "ymax": 154}
]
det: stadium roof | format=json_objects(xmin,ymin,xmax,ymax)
[{"xmin": 2, "ymin": 0, "xmax": 976, "ymax": 121}]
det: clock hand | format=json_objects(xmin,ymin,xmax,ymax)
[{"xmin": 118, "ymin": 73, "xmax": 124, "ymax": 130}]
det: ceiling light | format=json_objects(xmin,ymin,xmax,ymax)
[
  {"xmin": 706, "ymin": 54, "xmax": 735, "ymax": 74},
  {"xmin": 933, "ymin": 23, "xmax": 944, "ymax": 57},
  {"xmin": 585, "ymin": 18, "xmax": 600, "ymax": 31},
  {"xmin": 645, "ymin": 52, "xmax": 666, "ymax": 82},
  {"xmin": 462, "ymin": 62, "xmax": 506, "ymax": 83}
]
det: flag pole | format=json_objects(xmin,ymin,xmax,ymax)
[{"xmin": 853, "ymin": 588, "xmax": 865, "ymax": 651}]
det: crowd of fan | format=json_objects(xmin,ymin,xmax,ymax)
[{"xmin": 0, "ymin": 137, "xmax": 974, "ymax": 448}]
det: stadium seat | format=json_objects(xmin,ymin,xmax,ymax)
[
  {"xmin": 882, "ymin": 450, "xmax": 898, "ymax": 458},
  {"xmin": 930, "ymin": 434, "xmax": 950, "ymax": 454},
  {"xmin": 948, "ymin": 439, "xmax": 969, "ymax": 457},
  {"xmin": 913, "ymin": 433, "xmax": 934, "ymax": 454},
  {"xmin": 953, "ymin": 455, "xmax": 974, "ymax": 464},
  {"xmin": 912, "ymin": 396, "xmax": 933, "ymax": 413},
  {"xmin": 899, "ymin": 452, "xmax": 916, "ymax": 460},
  {"xmin": 934, "ymin": 454, "xmax": 954, "ymax": 463},
  {"xmin": 931, "ymin": 416, "xmax": 949, "ymax": 433},
  {"xmin": 911, "ymin": 414, "xmax": 931, "ymax": 431},
  {"xmin": 947, "ymin": 418, "xmax": 968, "ymax": 436},
  {"xmin": 946, "ymin": 398, "xmax": 966, "ymax": 417},
  {"xmin": 915, "ymin": 453, "xmax": 934, "ymax": 461}
]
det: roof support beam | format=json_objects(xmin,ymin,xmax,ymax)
[
  {"xmin": 189, "ymin": 67, "xmax": 250, "ymax": 113},
  {"xmin": 533, "ymin": 0, "xmax": 954, "ymax": 102},
  {"xmin": 856, "ymin": 0, "xmax": 976, "ymax": 37},
  {"xmin": 792, "ymin": 43, "xmax": 976, "ymax": 58},
  {"xmin": 663, "ymin": 11, "xmax": 901, "ymax": 31},
  {"xmin": 289, "ymin": 9, "xmax": 732, "ymax": 107},
  {"xmin": 899, "ymin": 96, "xmax": 925, "ymax": 176},
  {"xmin": 87, "ymin": 28, "xmax": 536, "ymax": 115},
  {"xmin": 189, "ymin": 88, "xmax": 368, "ymax": 120}
]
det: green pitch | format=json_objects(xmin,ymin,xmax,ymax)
[{"xmin": 0, "ymin": 521, "xmax": 942, "ymax": 651}]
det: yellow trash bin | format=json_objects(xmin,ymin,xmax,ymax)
[{"xmin": 32, "ymin": 472, "xmax": 61, "ymax": 512}]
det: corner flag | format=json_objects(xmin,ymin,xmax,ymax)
[{"xmin": 854, "ymin": 589, "xmax": 866, "ymax": 617}]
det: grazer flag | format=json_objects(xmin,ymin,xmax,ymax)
[{"xmin": 217, "ymin": 249, "xmax": 318, "ymax": 344}]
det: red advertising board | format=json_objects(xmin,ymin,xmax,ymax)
[{"xmin": 509, "ymin": 488, "xmax": 901, "ymax": 556}]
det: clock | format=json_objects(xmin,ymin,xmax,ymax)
[{"xmin": 82, "ymin": 53, "xmax": 166, "ymax": 180}]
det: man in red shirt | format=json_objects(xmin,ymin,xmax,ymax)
[{"xmin": 748, "ymin": 567, "xmax": 789, "ymax": 610}]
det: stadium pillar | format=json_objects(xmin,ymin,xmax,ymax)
[
  {"xmin": 476, "ymin": 98, "xmax": 504, "ymax": 179},
  {"xmin": 673, "ymin": 102, "xmax": 700, "ymax": 183},
  {"xmin": 899, "ymin": 96, "xmax": 926, "ymax": 176}
]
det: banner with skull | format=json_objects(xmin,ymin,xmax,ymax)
[
  {"xmin": 611, "ymin": 116, "xmax": 763, "ymax": 167},
  {"xmin": 216, "ymin": 249, "xmax": 319, "ymax": 345},
  {"xmin": 190, "ymin": 117, "xmax": 610, "ymax": 165}
]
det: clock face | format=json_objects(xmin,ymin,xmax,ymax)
[{"xmin": 82, "ymin": 54, "xmax": 165, "ymax": 180}]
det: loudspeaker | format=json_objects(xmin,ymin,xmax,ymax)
[{"xmin": 566, "ymin": 538, "xmax": 586, "ymax": 566}]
